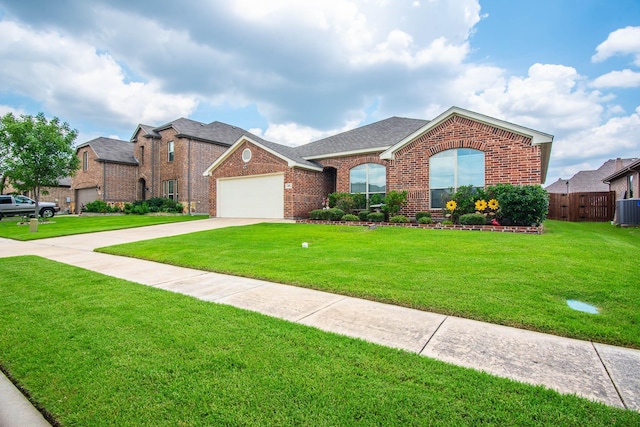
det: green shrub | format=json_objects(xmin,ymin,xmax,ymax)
[
  {"xmin": 367, "ymin": 212, "xmax": 385, "ymax": 222},
  {"xmin": 441, "ymin": 220, "xmax": 453, "ymax": 225},
  {"xmin": 124, "ymin": 198, "xmax": 182, "ymax": 215},
  {"xmin": 418, "ymin": 216, "xmax": 432, "ymax": 224},
  {"xmin": 383, "ymin": 190, "xmax": 408, "ymax": 216},
  {"xmin": 358, "ymin": 211, "xmax": 370, "ymax": 221},
  {"xmin": 415, "ymin": 212, "xmax": 431, "ymax": 221},
  {"xmin": 341, "ymin": 214, "xmax": 359, "ymax": 221},
  {"xmin": 487, "ymin": 184, "xmax": 549, "ymax": 226},
  {"xmin": 327, "ymin": 208, "xmax": 345, "ymax": 221},
  {"xmin": 83, "ymin": 200, "xmax": 121, "ymax": 213},
  {"xmin": 352, "ymin": 193, "xmax": 367, "ymax": 210},
  {"xmin": 369, "ymin": 194, "xmax": 384, "ymax": 206},
  {"xmin": 309, "ymin": 209, "xmax": 326, "ymax": 220},
  {"xmin": 389, "ymin": 215, "xmax": 409, "ymax": 223},
  {"xmin": 459, "ymin": 213, "xmax": 487, "ymax": 225}
]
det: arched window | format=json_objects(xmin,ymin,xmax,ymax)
[
  {"xmin": 350, "ymin": 163, "xmax": 386, "ymax": 200},
  {"xmin": 429, "ymin": 148, "xmax": 484, "ymax": 208}
]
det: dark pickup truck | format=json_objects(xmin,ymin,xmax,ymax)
[{"xmin": 0, "ymin": 195, "xmax": 60, "ymax": 219}]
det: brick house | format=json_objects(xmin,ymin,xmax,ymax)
[
  {"xmin": 130, "ymin": 119, "xmax": 248, "ymax": 214},
  {"xmin": 2, "ymin": 178, "xmax": 73, "ymax": 213},
  {"xmin": 603, "ymin": 158, "xmax": 640, "ymax": 200},
  {"xmin": 546, "ymin": 158, "xmax": 637, "ymax": 194},
  {"xmin": 72, "ymin": 137, "xmax": 139, "ymax": 213},
  {"xmin": 204, "ymin": 106, "xmax": 554, "ymax": 219}
]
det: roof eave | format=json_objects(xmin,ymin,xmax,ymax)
[
  {"xmin": 602, "ymin": 159, "xmax": 640, "ymax": 183},
  {"xmin": 381, "ymin": 107, "xmax": 554, "ymax": 160},
  {"xmin": 303, "ymin": 146, "xmax": 390, "ymax": 161},
  {"xmin": 203, "ymin": 136, "xmax": 322, "ymax": 176}
]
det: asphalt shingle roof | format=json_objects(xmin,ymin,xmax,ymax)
[
  {"xmin": 295, "ymin": 117, "xmax": 429, "ymax": 158},
  {"xmin": 546, "ymin": 158, "xmax": 637, "ymax": 193},
  {"xmin": 77, "ymin": 137, "xmax": 138, "ymax": 165}
]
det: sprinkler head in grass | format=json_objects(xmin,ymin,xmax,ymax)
[{"xmin": 302, "ymin": 242, "xmax": 308, "ymax": 248}]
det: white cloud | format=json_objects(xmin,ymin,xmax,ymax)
[
  {"xmin": 592, "ymin": 26, "xmax": 640, "ymax": 66},
  {"xmin": 0, "ymin": 104, "xmax": 25, "ymax": 116},
  {"xmin": 591, "ymin": 69, "xmax": 640, "ymax": 88},
  {"xmin": 250, "ymin": 118, "xmax": 361, "ymax": 147},
  {"xmin": 0, "ymin": 20, "xmax": 197, "ymax": 129}
]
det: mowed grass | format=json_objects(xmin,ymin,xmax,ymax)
[
  {"xmin": 1, "ymin": 256, "xmax": 637, "ymax": 426},
  {"xmin": 0, "ymin": 214, "xmax": 208, "ymax": 240},
  {"xmin": 99, "ymin": 221, "xmax": 640, "ymax": 348}
]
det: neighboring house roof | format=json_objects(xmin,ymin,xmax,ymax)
[
  {"xmin": 76, "ymin": 137, "xmax": 138, "ymax": 165},
  {"xmin": 546, "ymin": 158, "xmax": 637, "ymax": 193},
  {"xmin": 140, "ymin": 117, "xmax": 248, "ymax": 146},
  {"xmin": 380, "ymin": 106, "xmax": 554, "ymax": 182},
  {"xmin": 296, "ymin": 117, "xmax": 429, "ymax": 159},
  {"xmin": 603, "ymin": 158, "xmax": 640, "ymax": 183}
]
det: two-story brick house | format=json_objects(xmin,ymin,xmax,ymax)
[
  {"xmin": 204, "ymin": 106, "xmax": 554, "ymax": 219},
  {"xmin": 130, "ymin": 118, "xmax": 249, "ymax": 214},
  {"xmin": 72, "ymin": 137, "xmax": 139, "ymax": 212}
]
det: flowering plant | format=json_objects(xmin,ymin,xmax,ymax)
[{"xmin": 446, "ymin": 200, "xmax": 457, "ymax": 211}]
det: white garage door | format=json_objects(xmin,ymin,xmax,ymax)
[
  {"xmin": 76, "ymin": 188, "xmax": 98, "ymax": 213},
  {"xmin": 217, "ymin": 173, "xmax": 284, "ymax": 219}
]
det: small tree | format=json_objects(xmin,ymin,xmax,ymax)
[
  {"xmin": 0, "ymin": 113, "xmax": 79, "ymax": 220},
  {"xmin": 383, "ymin": 190, "xmax": 408, "ymax": 217}
]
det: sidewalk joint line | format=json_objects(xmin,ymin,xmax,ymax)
[
  {"xmin": 295, "ymin": 295, "xmax": 349, "ymax": 322},
  {"xmin": 418, "ymin": 315, "xmax": 448, "ymax": 355},
  {"xmin": 592, "ymin": 342, "xmax": 627, "ymax": 410}
]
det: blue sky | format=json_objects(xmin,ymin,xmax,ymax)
[{"xmin": 0, "ymin": 0, "xmax": 639, "ymax": 185}]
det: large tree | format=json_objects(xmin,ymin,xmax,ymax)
[{"xmin": 0, "ymin": 112, "xmax": 79, "ymax": 217}]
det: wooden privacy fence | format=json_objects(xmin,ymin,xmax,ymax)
[{"xmin": 547, "ymin": 191, "xmax": 615, "ymax": 222}]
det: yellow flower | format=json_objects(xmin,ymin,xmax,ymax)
[
  {"xmin": 488, "ymin": 199, "xmax": 499, "ymax": 210},
  {"xmin": 475, "ymin": 199, "xmax": 487, "ymax": 211},
  {"xmin": 445, "ymin": 200, "xmax": 457, "ymax": 211}
]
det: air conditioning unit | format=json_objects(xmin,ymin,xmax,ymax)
[{"xmin": 616, "ymin": 198, "xmax": 640, "ymax": 225}]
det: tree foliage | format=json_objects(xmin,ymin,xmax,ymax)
[{"xmin": 0, "ymin": 112, "xmax": 79, "ymax": 215}]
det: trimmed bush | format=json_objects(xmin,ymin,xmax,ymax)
[
  {"xmin": 415, "ymin": 212, "xmax": 431, "ymax": 221},
  {"xmin": 389, "ymin": 215, "xmax": 409, "ymax": 223},
  {"xmin": 309, "ymin": 209, "xmax": 326, "ymax": 220},
  {"xmin": 367, "ymin": 212, "xmax": 385, "ymax": 222},
  {"xmin": 459, "ymin": 213, "xmax": 487, "ymax": 225},
  {"xmin": 341, "ymin": 214, "xmax": 359, "ymax": 221},
  {"xmin": 418, "ymin": 216, "xmax": 432, "ymax": 224},
  {"xmin": 487, "ymin": 184, "xmax": 549, "ymax": 226},
  {"xmin": 327, "ymin": 208, "xmax": 345, "ymax": 221},
  {"xmin": 358, "ymin": 211, "xmax": 370, "ymax": 221},
  {"xmin": 84, "ymin": 200, "xmax": 121, "ymax": 213}
]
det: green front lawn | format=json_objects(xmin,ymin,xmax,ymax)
[
  {"xmin": 1, "ymin": 256, "xmax": 636, "ymax": 426},
  {"xmin": 0, "ymin": 214, "xmax": 208, "ymax": 240},
  {"xmin": 99, "ymin": 221, "xmax": 640, "ymax": 348}
]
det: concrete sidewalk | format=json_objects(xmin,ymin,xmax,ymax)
[{"xmin": 0, "ymin": 217, "xmax": 638, "ymax": 425}]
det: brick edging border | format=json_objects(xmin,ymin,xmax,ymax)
[{"xmin": 296, "ymin": 220, "xmax": 543, "ymax": 234}]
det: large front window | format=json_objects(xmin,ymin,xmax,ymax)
[
  {"xmin": 429, "ymin": 148, "xmax": 484, "ymax": 209},
  {"xmin": 350, "ymin": 163, "xmax": 386, "ymax": 202}
]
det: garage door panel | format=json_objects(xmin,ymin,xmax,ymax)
[
  {"xmin": 76, "ymin": 188, "xmax": 98, "ymax": 213},
  {"xmin": 218, "ymin": 174, "xmax": 284, "ymax": 219}
]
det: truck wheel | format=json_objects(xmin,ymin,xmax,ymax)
[{"xmin": 40, "ymin": 208, "xmax": 55, "ymax": 218}]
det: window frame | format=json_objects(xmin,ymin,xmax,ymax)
[
  {"xmin": 167, "ymin": 141, "xmax": 174, "ymax": 162},
  {"xmin": 162, "ymin": 179, "xmax": 178, "ymax": 200},
  {"xmin": 83, "ymin": 151, "xmax": 88, "ymax": 171},
  {"xmin": 429, "ymin": 148, "xmax": 485, "ymax": 209},
  {"xmin": 349, "ymin": 163, "xmax": 386, "ymax": 202}
]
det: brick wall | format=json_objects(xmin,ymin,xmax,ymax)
[
  {"xmin": 103, "ymin": 163, "xmax": 138, "ymax": 202},
  {"xmin": 72, "ymin": 146, "xmax": 102, "ymax": 192},
  {"xmin": 208, "ymin": 140, "xmax": 329, "ymax": 218},
  {"xmin": 137, "ymin": 129, "xmax": 228, "ymax": 214},
  {"xmin": 388, "ymin": 115, "xmax": 542, "ymax": 216}
]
